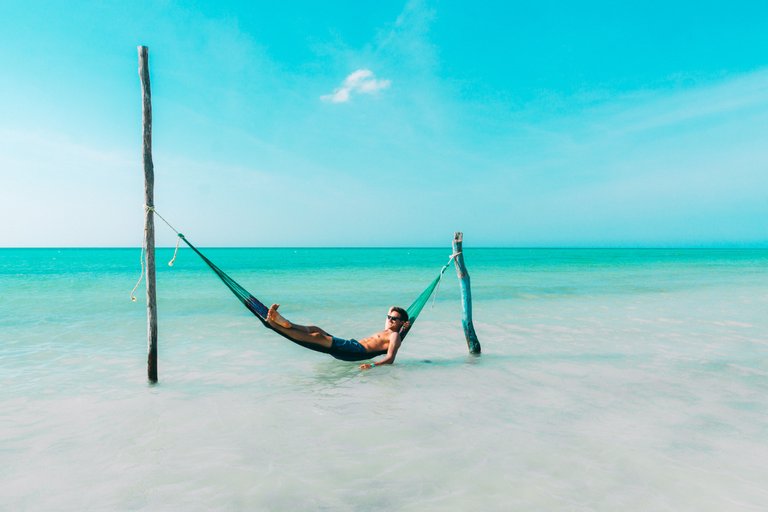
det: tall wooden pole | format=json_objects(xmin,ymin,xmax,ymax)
[
  {"xmin": 453, "ymin": 232, "xmax": 481, "ymax": 354},
  {"xmin": 138, "ymin": 46, "xmax": 158, "ymax": 383}
]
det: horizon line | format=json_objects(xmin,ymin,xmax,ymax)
[{"xmin": 2, "ymin": 245, "xmax": 767, "ymax": 250}]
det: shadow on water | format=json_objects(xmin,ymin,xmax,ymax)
[
  {"xmin": 396, "ymin": 352, "xmax": 634, "ymax": 367},
  {"xmin": 304, "ymin": 361, "xmax": 362, "ymax": 387},
  {"xmin": 291, "ymin": 350, "xmax": 640, "ymax": 387}
]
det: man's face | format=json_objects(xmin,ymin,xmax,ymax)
[{"xmin": 385, "ymin": 309, "xmax": 404, "ymax": 329}]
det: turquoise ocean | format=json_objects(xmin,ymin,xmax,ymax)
[{"xmin": 2, "ymin": 247, "xmax": 767, "ymax": 510}]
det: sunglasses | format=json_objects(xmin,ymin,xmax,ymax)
[{"xmin": 387, "ymin": 314, "xmax": 403, "ymax": 322}]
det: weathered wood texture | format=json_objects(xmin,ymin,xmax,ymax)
[
  {"xmin": 453, "ymin": 232, "xmax": 481, "ymax": 354},
  {"xmin": 138, "ymin": 46, "xmax": 158, "ymax": 383}
]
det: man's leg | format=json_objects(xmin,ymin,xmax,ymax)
[{"xmin": 267, "ymin": 304, "xmax": 333, "ymax": 347}]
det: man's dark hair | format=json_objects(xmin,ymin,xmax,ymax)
[{"xmin": 390, "ymin": 306, "xmax": 409, "ymax": 323}]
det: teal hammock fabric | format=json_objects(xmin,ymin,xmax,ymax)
[{"xmin": 178, "ymin": 235, "xmax": 452, "ymax": 361}]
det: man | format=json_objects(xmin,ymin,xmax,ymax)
[{"xmin": 266, "ymin": 304, "xmax": 410, "ymax": 369}]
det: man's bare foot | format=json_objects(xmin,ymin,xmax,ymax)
[{"xmin": 267, "ymin": 304, "xmax": 293, "ymax": 329}]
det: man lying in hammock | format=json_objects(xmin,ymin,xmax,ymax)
[{"xmin": 266, "ymin": 304, "xmax": 410, "ymax": 369}]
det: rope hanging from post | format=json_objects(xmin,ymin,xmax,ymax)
[
  {"xmin": 130, "ymin": 206, "xmax": 184, "ymax": 301},
  {"xmin": 130, "ymin": 245, "xmax": 145, "ymax": 302},
  {"xmin": 429, "ymin": 251, "xmax": 461, "ymax": 309}
]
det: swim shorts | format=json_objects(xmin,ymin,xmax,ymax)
[{"xmin": 330, "ymin": 337, "xmax": 368, "ymax": 356}]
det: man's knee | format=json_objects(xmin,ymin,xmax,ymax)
[
  {"xmin": 309, "ymin": 330, "xmax": 326, "ymax": 340},
  {"xmin": 309, "ymin": 330, "xmax": 332, "ymax": 346}
]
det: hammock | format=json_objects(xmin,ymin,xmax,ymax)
[{"xmin": 177, "ymin": 234, "xmax": 453, "ymax": 361}]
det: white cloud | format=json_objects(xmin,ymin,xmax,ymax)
[{"xmin": 321, "ymin": 69, "xmax": 391, "ymax": 103}]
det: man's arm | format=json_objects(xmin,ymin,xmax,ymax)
[{"xmin": 360, "ymin": 332, "xmax": 401, "ymax": 370}]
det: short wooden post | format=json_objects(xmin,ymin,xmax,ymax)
[
  {"xmin": 453, "ymin": 232, "xmax": 481, "ymax": 354},
  {"xmin": 138, "ymin": 46, "xmax": 158, "ymax": 383}
]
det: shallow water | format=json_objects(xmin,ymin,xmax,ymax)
[{"xmin": 2, "ymin": 248, "xmax": 767, "ymax": 510}]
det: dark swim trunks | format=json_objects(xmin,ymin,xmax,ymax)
[{"xmin": 331, "ymin": 337, "xmax": 368, "ymax": 357}]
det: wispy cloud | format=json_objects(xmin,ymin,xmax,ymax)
[
  {"xmin": 321, "ymin": 69, "xmax": 391, "ymax": 103},
  {"xmin": 471, "ymin": 68, "xmax": 768, "ymax": 245}
]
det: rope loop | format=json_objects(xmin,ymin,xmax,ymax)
[
  {"xmin": 168, "ymin": 235, "xmax": 181, "ymax": 266},
  {"xmin": 130, "ymin": 245, "xmax": 145, "ymax": 302},
  {"xmin": 131, "ymin": 206, "xmax": 184, "ymax": 300}
]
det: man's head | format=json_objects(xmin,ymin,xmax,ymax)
[{"xmin": 386, "ymin": 306, "xmax": 409, "ymax": 328}]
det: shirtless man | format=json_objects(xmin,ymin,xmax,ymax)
[{"xmin": 266, "ymin": 304, "xmax": 409, "ymax": 369}]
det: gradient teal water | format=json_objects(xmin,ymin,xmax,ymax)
[{"xmin": 2, "ymin": 248, "xmax": 767, "ymax": 510}]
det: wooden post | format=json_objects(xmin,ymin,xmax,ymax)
[
  {"xmin": 138, "ymin": 46, "xmax": 158, "ymax": 383},
  {"xmin": 453, "ymin": 232, "xmax": 481, "ymax": 354}
]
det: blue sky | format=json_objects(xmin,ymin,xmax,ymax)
[{"xmin": 1, "ymin": 0, "xmax": 766, "ymax": 247}]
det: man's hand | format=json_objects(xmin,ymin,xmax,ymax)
[{"xmin": 360, "ymin": 363, "xmax": 375, "ymax": 370}]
